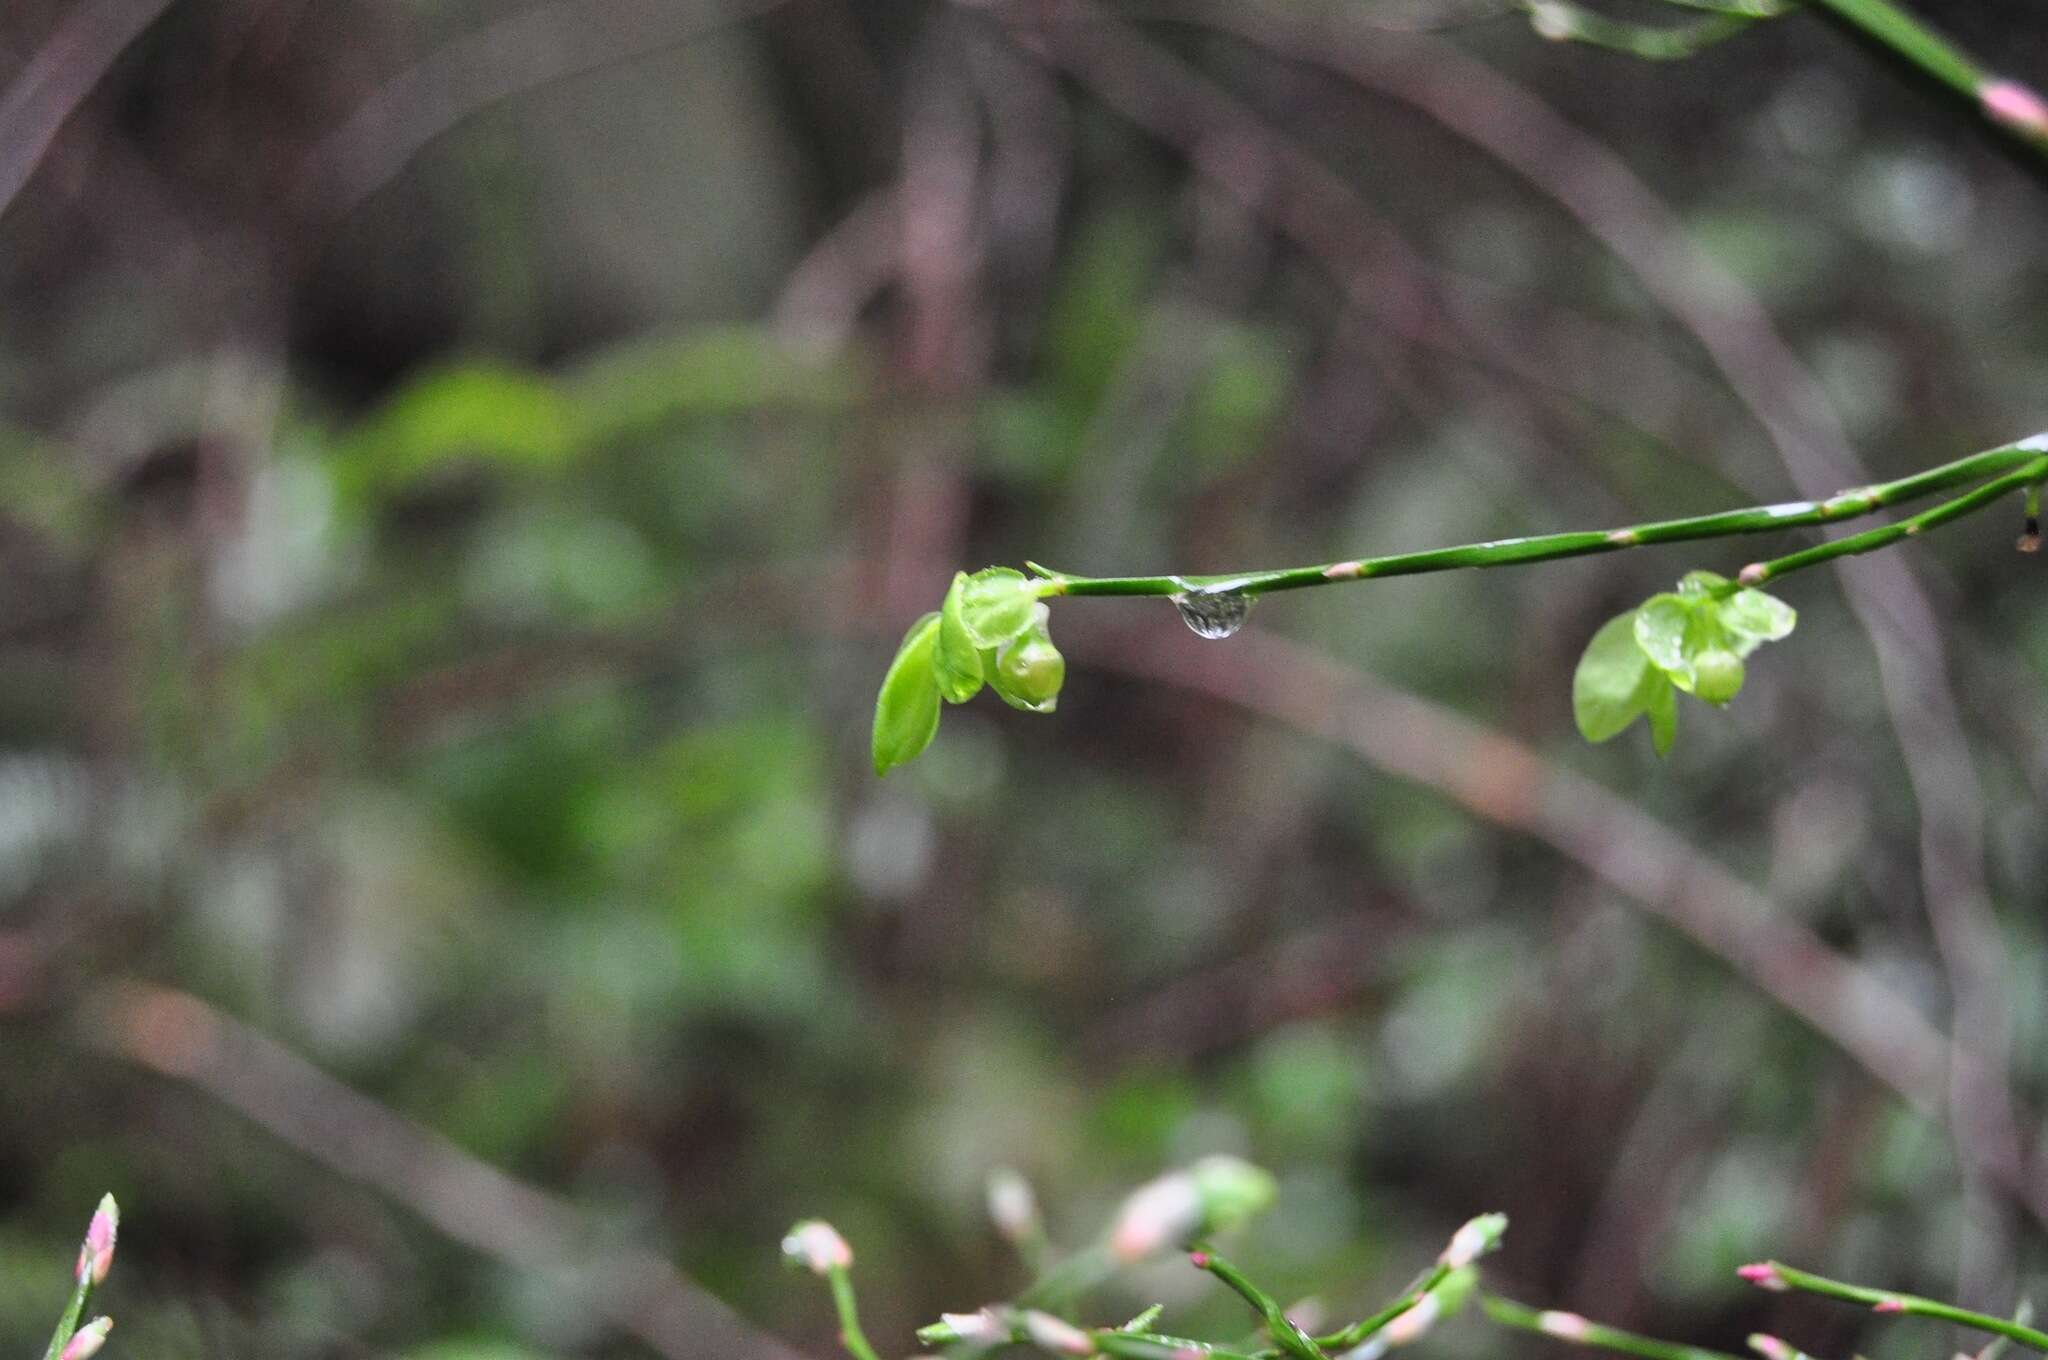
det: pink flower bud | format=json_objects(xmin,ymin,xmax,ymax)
[
  {"xmin": 1750, "ymin": 1333, "xmax": 1796, "ymax": 1360},
  {"xmin": 1023, "ymin": 1310, "xmax": 1097, "ymax": 1355},
  {"xmin": 1737, "ymin": 1263, "xmax": 1788, "ymax": 1292},
  {"xmin": 1383, "ymin": 1293, "xmax": 1442, "ymax": 1348},
  {"xmin": 1109, "ymin": 1173, "xmax": 1202, "ymax": 1262},
  {"xmin": 75, "ymin": 1196, "xmax": 117, "ymax": 1288},
  {"xmin": 940, "ymin": 1310, "xmax": 1006, "ymax": 1344},
  {"xmin": 1873, "ymin": 1298, "xmax": 1905, "ymax": 1314},
  {"xmin": 1539, "ymin": 1311, "xmax": 1591, "ymax": 1342},
  {"xmin": 780, "ymin": 1220, "xmax": 853, "ymax": 1275},
  {"xmin": 60, "ymin": 1318, "xmax": 112, "ymax": 1360},
  {"xmin": 1983, "ymin": 81, "xmax": 2048, "ymax": 136},
  {"xmin": 1439, "ymin": 1213, "xmax": 1507, "ymax": 1269},
  {"xmin": 987, "ymin": 1170, "xmax": 1040, "ymax": 1242}
]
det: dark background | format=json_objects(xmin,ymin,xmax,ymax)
[{"xmin": 3, "ymin": 1, "xmax": 2048, "ymax": 1356}]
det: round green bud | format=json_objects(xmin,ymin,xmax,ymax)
[
  {"xmin": 1693, "ymin": 648, "xmax": 1745, "ymax": 705},
  {"xmin": 996, "ymin": 635, "xmax": 1065, "ymax": 710}
]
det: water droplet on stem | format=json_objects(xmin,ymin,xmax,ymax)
[{"xmin": 1170, "ymin": 582, "xmax": 1254, "ymax": 639}]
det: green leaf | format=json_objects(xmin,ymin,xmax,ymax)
[
  {"xmin": 1717, "ymin": 587, "xmax": 1796, "ymax": 649},
  {"xmin": 958, "ymin": 568, "xmax": 1041, "ymax": 649},
  {"xmin": 1633, "ymin": 593, "xmax": 1707, "ymax": 691},
  {"xmin": 872, "ymin": 614, "xmax": 943, "ymax": 775},
  {"xmin": 1677, "ymin": 569, "xmax": 1731, "ymax": 596},
  {"xmin": 1573, "ymin": 611, "xmax": 1653, "ymax": 742},
  {"xmin": 1645, "ymin": 671, "xmax": 1677, "ymax": 756},
  {"xmin": 935, "ymin": 573, "xmax": 985, "ymax": 704}
]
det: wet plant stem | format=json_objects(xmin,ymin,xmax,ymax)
[
  {"xmin": 1761, "ymin": 1262, "xmax": 2048, "ymax": 1352},
  {"xmin": 1029, "ymin": 439, "xmax": 2048, "ymax": 600}
]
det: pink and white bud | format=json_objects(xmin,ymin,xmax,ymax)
[
  {"xmin": 1439, "ymin": 1213, "xmax": 1507, "ymax": 1269},
  {"xmin": 1023, "ymin": 1310, "xmax": 1098, "ymax": 1356},
  {"xmin": 1382, "ymin": 1292, "xmax": 1443, "ymax": 1348},
  {"xmin": 1737, "ymin": 1263, "xmax": 1788, "ymax": 1292},
  {"xmin": 76, "ymin": 1196, "xmax": 117, "ymax": 1287},
  {"xmin": 1873, "ymin": 1297, "xmax": 1905, "ymax": 1314},
  {"xmin": 1983, "ymin": 81, "xmax": 2048, "ymax": 136},
  {"xmin": 988, "ymin": 1170, "xmax": 1041, "ymax": 1242},
  {"xmin": 1109, "ymin": 1172, "xmax": 1202, "ymax": 1262},
  {"xmin": 1750, "ymin": 1333, "xmax": 1797, "ymax": 1360},
  {"xmin": 1539, "ymin": 1311, "xmax": 1592, "ymax": 1342},
  {"xmin": 60, "ymin": 1318, "xmax": 112, "ymax": 1360},
  {"xmin": 780, "ymin": 1220, "xmax": 853, "ymax": 1275},
  {"xmin": 940, "ymin": 1310, "xmax": 1006, "ymax": 1344},
  {"xmin": 1527, "ymin": 1, "xmax": 1577, "ymax": 40}
]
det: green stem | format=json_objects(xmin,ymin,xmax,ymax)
[
  {"xmin": 41, "ymin": 1274, "xmax": 90, "ymax": 1360},
  {"xmin": 1482, "ymin": 1295, "xmax": 1747, "ymax": 1360},
  {"xmin": 1738, "ymin": 458, "xmax": 2048, "ymax": 586},
  {"xmin": 1803, "ymin": 0, "xmax": 2048, "ymax": 149},
  {"xmin": 1806, "ymin": 0, "xmax": 1983, "ymax": 97},
  {"xmin": 1096, "ymin": 1332, "xmax": 1261, "ymax": 1359},
  {"xmin": 1764, "ymin": 1263, "xmax": 2048, "ymax": 1352},
  {"xmin": 1033, "ymin": 440, "xmax": 2046, "ymax": 600},
  {"xmin": 1194, "ymin": 1248, "xmax": 1329, "ymax": 1360},
  {"xmin": 1308, "ymin": 1264, "xmax": 1450, "ymax": 1353},
  {"xmin": 826, "ymin": 1266, "xmax": 883, "ymax": 1360}
]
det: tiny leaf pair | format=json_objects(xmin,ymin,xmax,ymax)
[
  {"xmin": 873, "ymin": 568, "xmax": 1066, "ymax": 774},
  {"xmin": 1573, "ymin": 571, "xmax": 1795, "ymax": 754}
]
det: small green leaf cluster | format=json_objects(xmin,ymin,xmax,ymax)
[
  {"xmin": 873, "ymin": 568, "xmax": 1065, "ymax": 774},
  {"xmin": 1573, "ymin": 571, "xmax": 1795, "ymax": 754}
]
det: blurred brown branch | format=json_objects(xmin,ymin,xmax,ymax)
[
  {"xmin": 293, "ymin": 0, "xmax": 789, "ymax": 224},
  {"xmin": 0, "ymin": 0, "xmax": 172, "ymax": 221},
  {"xmin": 92, "ymin": 981, "xmax": 809, "ymax": 1360}
]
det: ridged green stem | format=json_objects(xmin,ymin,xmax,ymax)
[
  {"xmin": 1481, "ymin": 1295, "xmax": 1747, "ymax": 1360},
  {"xmin": 1031, "ymin": 439, "xmax": 2048, "ymax": 600},
  {"xmin": 1763, "ymin": 1262, "xmax": 2048, "ymax": 1352},
  {"xmin": 1194, "ymin": 1248, "xmax": 1328, "ymax": 1360},
  {"xmin": 1097, "ymin": 1330, "xmax": 1261, "ymax": 1359}
]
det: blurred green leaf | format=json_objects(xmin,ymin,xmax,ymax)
[
  {"xmin": 873, "ymin": 613, "xmax": 943, "ymax": 775},
  {"xmin": 338, "ymin": 362, "xmax": 577, "ymax": 492},
  {"xmin": 1573, "ymin": 611, "xmax": 1652, "ymax": 742}
]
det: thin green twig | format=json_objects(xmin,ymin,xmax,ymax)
[
  {"xmin": 1801, "ymin": 0, "xmax": 2048, "ymax": 151},
  {"xmin": 1307, "ymin": 1264, "xmax": 1450, "ymax": 1353},
  {"xmin": 826, "ymin": 1267, "xmax": 883, "ymax": 1360},
  {"xmin": 1032, "ymin": 438, "xmax": 2048, "ymax": 600},
  {"xmin": 1482, "ymin": 1295, "xmax": 1748, "ymax": 1360},
  {"xmin": 1738, "ymin": 457, "xmax": 2048, "ymax": 586},
  {"xmin": 1194, "ymin": 1248, "xmax": 1328, "ymax": 1360},
  {"xmin": 1757, "ymin": 1262, "xmax": 2048, "ymax": 1353}
]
